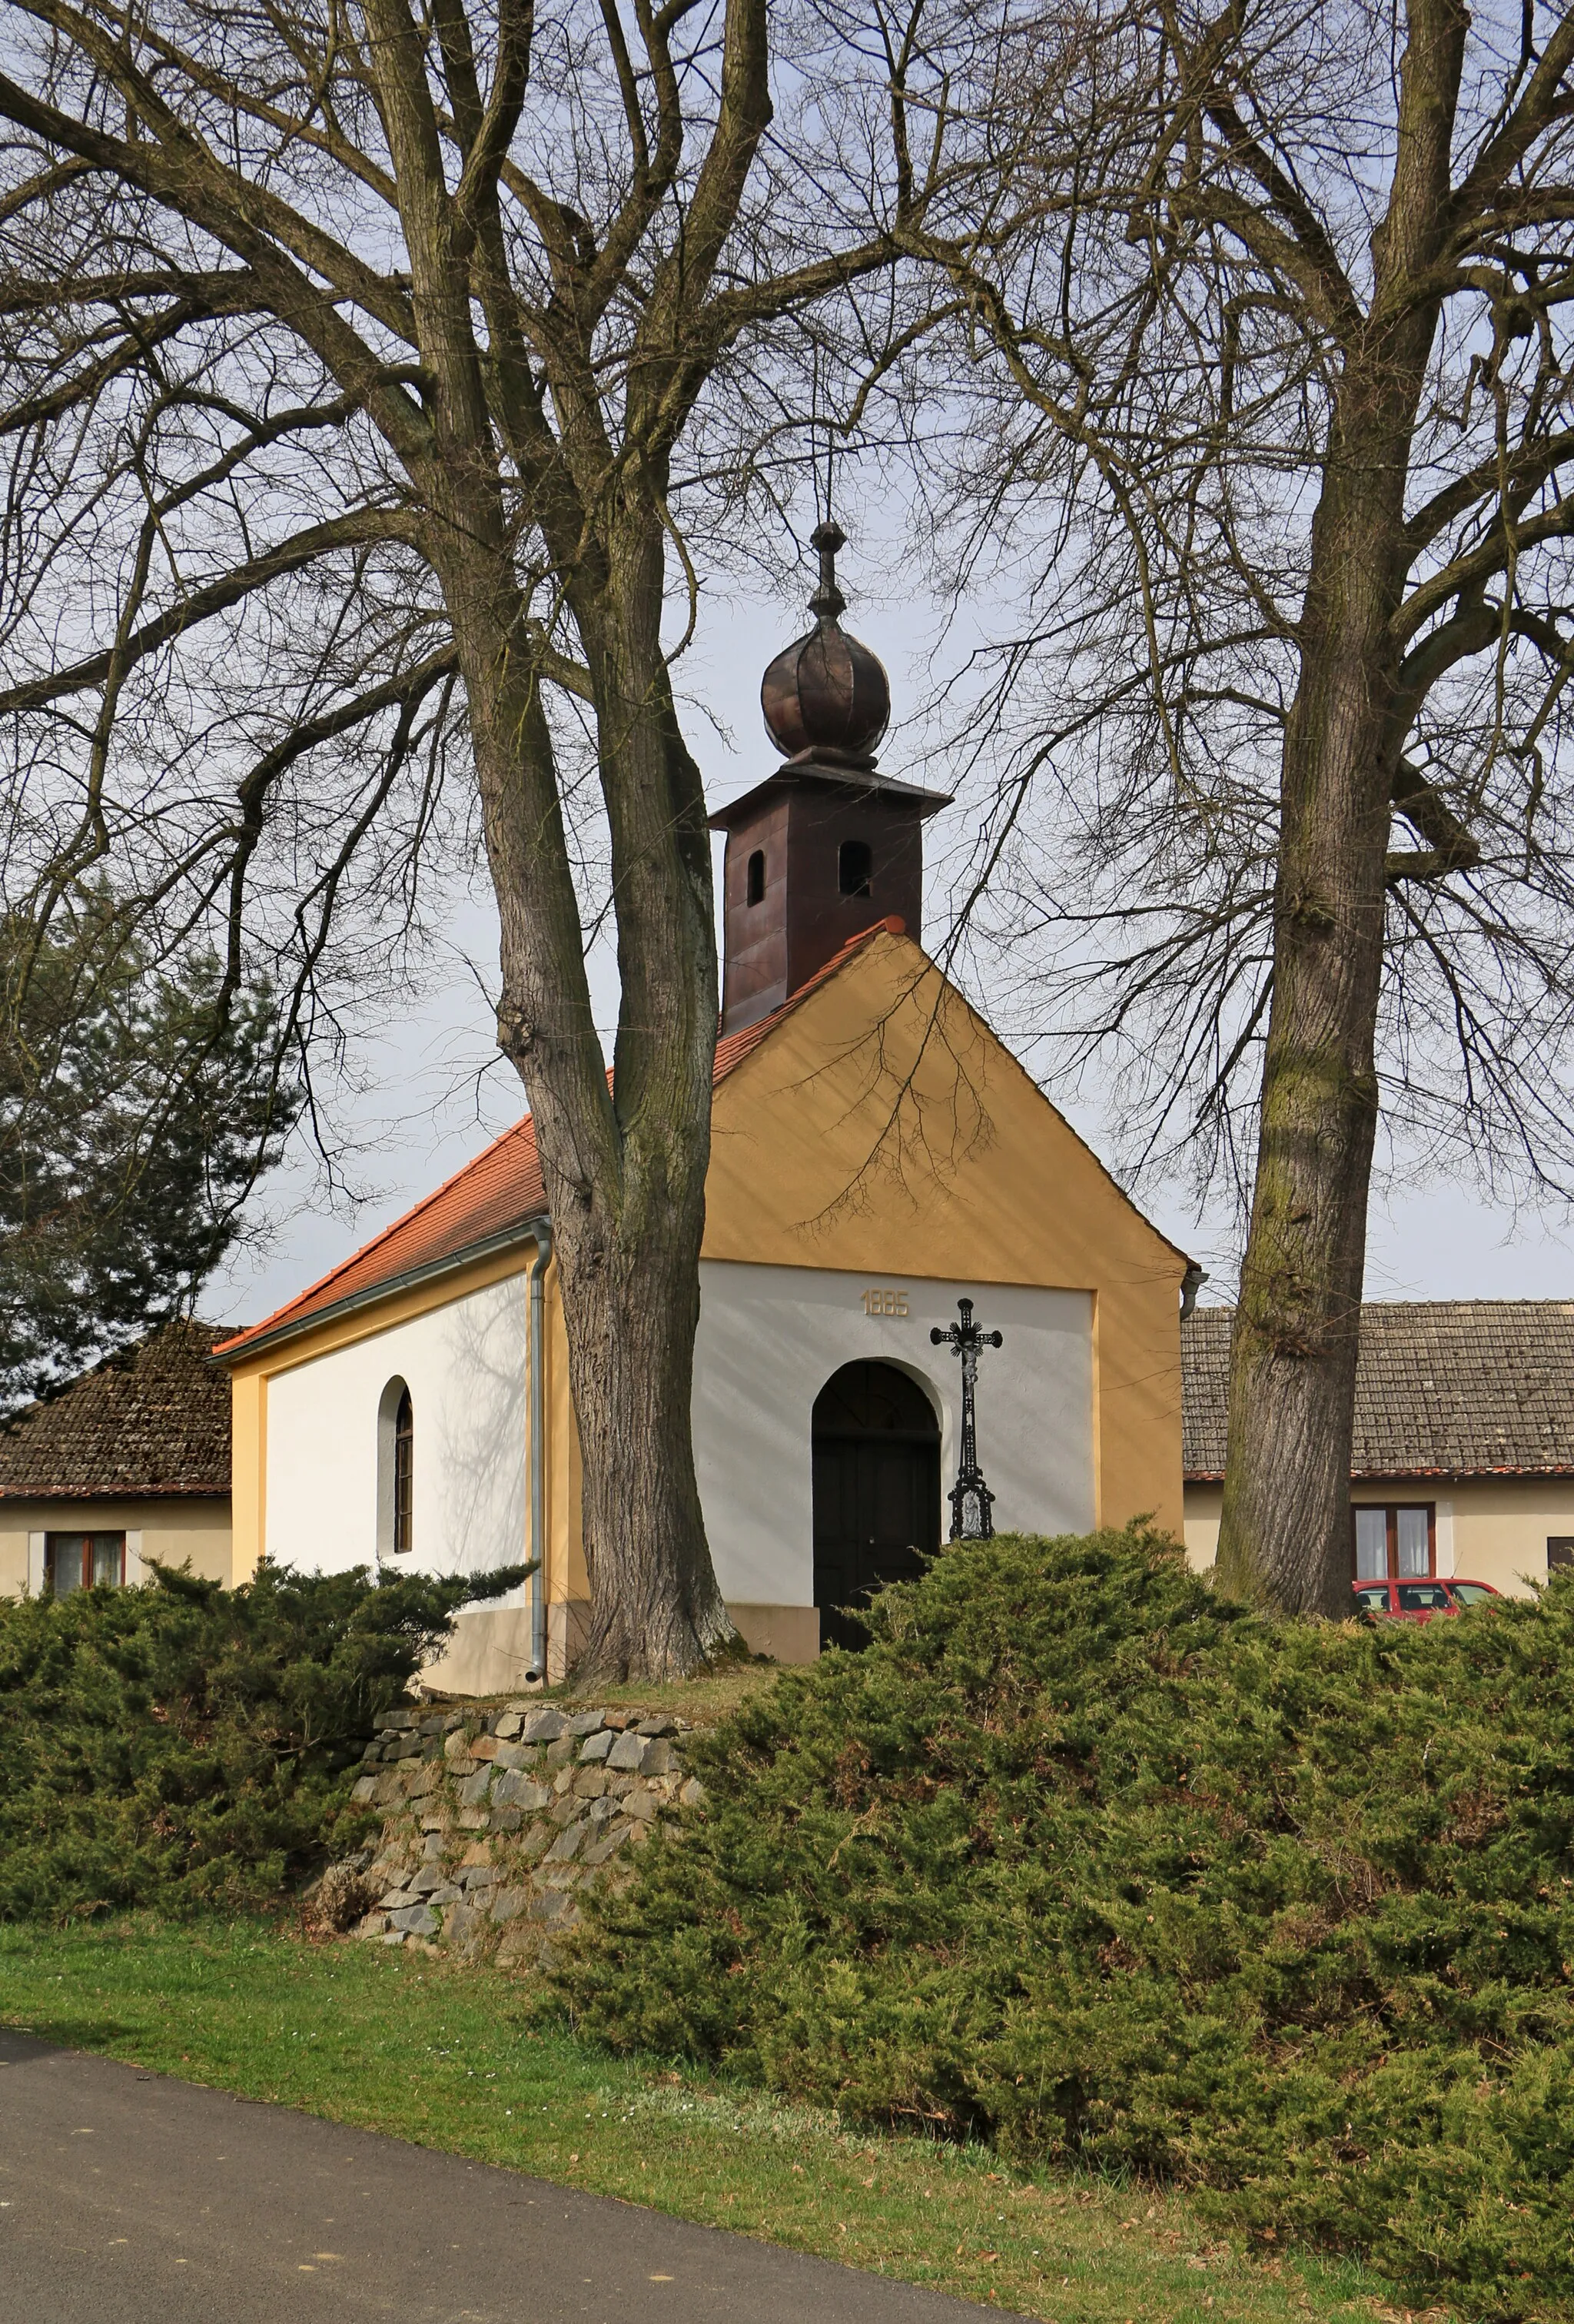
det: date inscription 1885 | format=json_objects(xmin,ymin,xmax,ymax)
[{"xmin": 862, "ymin": 1287, "xmax": 909, "ymax": 1316}]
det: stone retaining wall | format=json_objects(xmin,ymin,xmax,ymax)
[{"xmin": 339, "ymin": 1698, "xmax": 699, "ymax": 1968}]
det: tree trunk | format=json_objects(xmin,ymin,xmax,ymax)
[
  {"xmin": 443, "ymin": 510, "xmax": 734, "ymax": 1680},
  {"xmin": 1215, "ymin": 409, "xmax": 1415, "ymax": 1614},
  {"xmin": 552, "ymin": 1166, "xmax": 736, "ymax": 1677},
  {"xmin": 367, "ymin": 103, "xmax": 737, "ymax": 1677},
  {"xmin": 1216, "ymin": 0, "xmax": 1468, "ymax": 1616},
  {"xmin": 564, "ymin": 520, "xmax": 736, "ymax": 1677},
  {"xmin": 547, "ymin": 537, "xmax": 737, "ymax": 1680}
]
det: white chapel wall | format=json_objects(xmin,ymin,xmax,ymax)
[
  {"xmin": 692, "ymin": 1258, "xmax": 1095, "ymax": 1611},
  {"xmin": 264, "ymin": 1274, "xmax": 529, "ymax": 1597},
  {"xmin": 263, "ymin": 1257, "xmax": 1092, "ymax": 1637}
]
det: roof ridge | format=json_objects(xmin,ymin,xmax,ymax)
[
  {"xmin": 712, "ymin": 918, "xmax": 899, "ymax": 1075},
  {"xmin": 1185, "ymin": 1297, "xmax": 1574, "ymax": 1316}
]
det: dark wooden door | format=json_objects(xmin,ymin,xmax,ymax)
[{"xmin": 812, "ymin": 1361, "xmax": 941, "ymax": 1647}]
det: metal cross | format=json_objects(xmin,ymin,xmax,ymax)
[{"xmin": 930, "ymin": 1296, "xmax": 1004, "ymax": 1540}]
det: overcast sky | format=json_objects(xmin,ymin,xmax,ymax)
[{"xmin": 208, "ymin": 568, "xmax": 1574, "ymax": 1331}]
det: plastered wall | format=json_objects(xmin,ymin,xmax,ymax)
[
  {"xmin": 703, "ymin": 928, "xmax": 1189, "ymax": 1537},
  {"xmin": 1182, "ymin": 1482, "xmax": 1224, "ymax": 1574},
  {"xmin": 693, "ymin": 1258, "xmax": 1094, "ymax": 1609},
  {"xmin": 260, "ymin": 1272, "xmax": 530, "ymax": 1598},
  {"xmin": 1426, "ymin": 1478, "xmax": 1572, "ymax": 1594},
  {"xmin": 1183, "ymin": 1477, "xmax": 1572, "ymax": 1598},
  {"xmin": 0, "ymin": 1497, "xmax": 232, "ymax": 1596}
]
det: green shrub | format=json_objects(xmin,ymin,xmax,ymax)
[
  {"xmin": 552, "ymin": 1528, "xmax": 1574, "ymax": 2319},
  {"xmin": 0, "ymin": 1558, "xmax": 523, "ymax": 1917}
]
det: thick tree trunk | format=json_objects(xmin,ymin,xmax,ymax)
[
  {"xmin": 550, "ymin": 1168, "xmax": 736, "ymax": 1677},
  {"xmin": 375, "ymin": 155, "xmax": 737, "ymax": 1674},
  {"xmin": 559, "ymin": 520, "xmax": 736, "ymax": 1677},
  {"xmin": 1214, "ymin": 443, "xmax": 1394, "ymax": 1614},
  {"xmin": 1216, "ymin": 398, "xmax": 1438, "ymax": 1612},
  {"xmin": 1216, "ymin": 0, "xmax": 1468, "ymax": 1617},
  {"xmin": 441, "ymin": 513, "xmax": 734, "ymax": 1680}
]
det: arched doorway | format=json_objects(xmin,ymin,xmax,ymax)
[{"xmin": 812, "ymin": 1361, "xmax": 941, "ymax": 1647}]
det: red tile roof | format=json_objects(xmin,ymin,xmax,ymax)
[
  {"xmin": 216, "ymin": 922, "xmax": 901, "ymax": 1364},
  {"xmin": 215, "ymin": 1115, "xmax": 551, "ymax": 1361}
]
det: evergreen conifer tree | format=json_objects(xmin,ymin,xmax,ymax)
[{"xmin": 0, "ymin": 899, "xmax": 297, "ymax": 1408}]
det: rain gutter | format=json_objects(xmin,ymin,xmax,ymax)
[{"xmin": 526, "ymin": 1217, "xmax": 553, "ymax": 1681}]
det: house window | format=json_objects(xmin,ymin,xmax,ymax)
[
  {"xmin": 394, "ymin": 1387, "xmax": 413, "ymax": 1555},
  {"xmin": 1549, "ymin": 1537, "xmax": 1574, "ymax": 1571},
  {"xmin": 745, "ymin": 849, "xmax": 765, "ymax": 906},
  {"xmin": 1352, "ymin": 1502, "xmax": 1435, "ymax": 1581},
  {"xmin": 45, "ymin": 1532, "xmax": 125, "ymax": 1593},
  {"xmin": 838, "ymin": 839, "xmax": 873, "ymax": 898}
]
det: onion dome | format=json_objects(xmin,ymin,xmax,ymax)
[{"xmin": 760, "ymin": 523, "xmax": 891, "ymax": 770}]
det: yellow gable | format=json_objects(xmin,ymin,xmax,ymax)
[{"xmin": 703, "ymin": 926, "xmax": 1187, "ymax": 1535}]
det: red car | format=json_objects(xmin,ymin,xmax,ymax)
[{"xmin": 1353, "ymin": 1578, "xmax": 1501, "ymax": 1622}]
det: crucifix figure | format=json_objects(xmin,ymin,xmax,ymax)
[{"xmin": 930, "ymin": 1297, "xmax": 1004, "ymax": 1540}]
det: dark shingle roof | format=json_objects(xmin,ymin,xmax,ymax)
[
  {"xmin": 1182, "ymin": 1308, "xmax": 1234, "ymax": 1479},
  {"xmin": 1183, "ymin": 1301, "xmax": 1574, "ymax": 1480},
  {"xmin": 0, "ymin": 1321, "xmax": 232, "ymax": 1499}
]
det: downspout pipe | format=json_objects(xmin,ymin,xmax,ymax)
[{"xmin": 527, "ymin": 1215, "xmax": 553, "ymax": 1683}]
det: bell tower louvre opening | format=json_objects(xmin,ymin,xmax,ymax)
[
  {"xmin": 708, "ymin": 524, "xmax": 951, "ymax": 1034},
  {"xmin": 812, "ymin": 1360, "xmax": 941, "ymax": 1649}
]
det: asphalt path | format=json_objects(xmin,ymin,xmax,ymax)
[{"xmin": 0, "ymin": 2028, "xmax": 1006, "ymax": 2322}]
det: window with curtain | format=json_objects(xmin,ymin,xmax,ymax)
[
  {"xmin": 1353, "ymin": 1507, "xmax": 1388, "ymax": 1581},
  {"xmin": 45, "ymin": 1532, "xmax": 125, "ymax": 1592},
  {"xmin": 1350, "ymin": 1504, "xmax": 1435, "ymax": 1581}
]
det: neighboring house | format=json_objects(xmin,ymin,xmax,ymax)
[
  {"xmin": 1183, "ymin": 1303, "xmax": 1574, "ymax": 1595},
  {"xmin": 0, "ymin": 1320, "xmax": 234, "ymax": 1596},
  {"xmin": 214, "ymin": 573, "xmax": 1193, "ymax": 1691}
]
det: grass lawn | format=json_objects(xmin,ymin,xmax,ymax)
[{"xmin": 0, "ymin": 1917, "xmax": 1406, "ymax": 2324}]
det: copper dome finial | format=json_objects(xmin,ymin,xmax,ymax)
[
  {"xmin": 761, "ymin": 523, "xmax": 891, "ymax": 770},
  {"xmin": 808, "ymin": 519, "xmax": 847, "ymax": 620}
]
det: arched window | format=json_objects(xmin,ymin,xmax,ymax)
[
  {"xmin": 745, "ymin": 848, "xmax": 766, "ymax": 906},
  {"xmin": 394, "ymin": 1387, "xmax": 413, "ymax": 1554},
  {"xmin": 838, "ymin": 838, "xmax": 873, "ymax": 898},
  {"xmin": 377, "ymin": 1377, "xmax": 413, "ymax": 1561}
]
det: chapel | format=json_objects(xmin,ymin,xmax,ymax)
[{"xmin": 216, "ymin": 532, "xmax": 1190, "ymax": 1689}]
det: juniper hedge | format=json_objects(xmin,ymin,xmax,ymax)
[
  {"xmin": 0, "ymin": 1558, "xmax": 523, "ymax": 1918},
  {"xmin": 553, "ymin": 1528, "xmax": 1574, "ymax": 2320}
]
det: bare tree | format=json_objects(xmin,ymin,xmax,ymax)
[
  {"xmin": 0, "ymin": 0, "xmax": 928, "ymax": 1673},
  {"xmin": 872, "ymin": 0, "xmax": 1574, "ymax": 1611}
]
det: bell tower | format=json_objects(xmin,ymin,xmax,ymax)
[{"xmin": 709, "ymin": 524, "xmax": 951, "ymax": 1034}]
